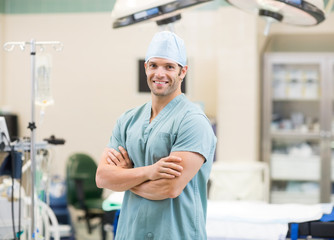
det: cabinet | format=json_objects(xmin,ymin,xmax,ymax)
[{"xmin": 262, "ymin": 52, "xmax": 334, "ymax": 204}]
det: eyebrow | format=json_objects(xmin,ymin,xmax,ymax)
[{"xmin": 148, "ymin": 60, "xmax": 178, "ymax": 67}]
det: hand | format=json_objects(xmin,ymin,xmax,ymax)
[
  {"xmin": 104, "ymin": 146, "xmax": 133, "ymax": 169},
  {"xmin": 147, "ymin": 156, "xmax": 183, "ymax": 181}
]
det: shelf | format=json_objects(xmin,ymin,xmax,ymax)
[
  {"xmin": 271, "ymin": 154, "xmax": 334, "ymax": 181},
  {"xmin": 271, "ymin": 154, "xmax": 320, "ymax": 181},
  {"xmin": 273, "ymin": 98, "xmax": 320, "ymax": 102},
  {"xmin": 271, "ymin": 191, "xmax": 319, "ymax": 204},
  {"xmin": 271, "ymin": 130, "xmax": 320, "ymax": 140}
]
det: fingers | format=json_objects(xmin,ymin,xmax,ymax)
[
  {"xmin": 104, "ymin": 147, "xmax": 133, "ymax": 169},
  {"xmin": 102, "ymin": 148, "xmax": 113, "ymax": 164},
  {"xmin": 148, "ymin": 156, "xmax": 183, "ymax": 180},
  {"xmin": 118, "ymin": 146, "xmax": 133, "ymax": 167},
  {"xmin": 161, "ymin": 156, "xmax": 183, "ymax": 172},
  {"xmin": 163, "ymin": 162, "xmax": 183, "ymax": 173},
  {"xmin": 107, "ymin": 157, "xmax": 116, "ymax": 166},
  {"xmin": 163, "ymin": 155, "xmax": 182, "ymax": 163},
  {"xmin": 149, "ymin": 164, "xmax": 182, "ymax": 180},
  {"xmin": 111, "ymin": 148, "xmax": 124, "ymax": 163},
  {"xmin": 160, "ymin": 166, "xmax": 182, "ymax": 178},
  {"xmin": 106, "ymin": 148, "xmax": 123, "ymax": 166}
]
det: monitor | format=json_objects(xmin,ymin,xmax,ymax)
[{"xmin": 0, "ymin": 116, "xmax": 10, "ymax": 146}]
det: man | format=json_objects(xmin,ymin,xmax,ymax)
[{"xmin": 96, "ymin": 31, "xmax": 217, "ymax": 240}]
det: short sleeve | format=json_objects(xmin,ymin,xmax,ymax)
[
  {"xmin": 171, "ymin": 113, "xmax": 216, "ymax": 163},
  {"xmin": 107, "ymin": 118, "xmax": 124, "ymax": 150}
]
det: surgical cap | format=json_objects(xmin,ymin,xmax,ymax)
[{"xmin": 145, "ymin": 31, "xmax": 187, "ymax": 67}]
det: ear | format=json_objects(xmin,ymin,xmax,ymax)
[
  {"xmin": 144, "ymin": 61, "xmax": 148, "ymax": 75},
  {"xmin": 180, "ymin": 65, "xmax": 188, "ymax": 79}
]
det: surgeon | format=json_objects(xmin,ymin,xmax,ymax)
[{"xmin": 96, "ymin": 31, "xmax": 217, "ymax": 240}]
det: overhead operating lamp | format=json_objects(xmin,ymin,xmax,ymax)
[
  {"xmin": 225, "ymin": 0, "xmax": 327, "ymax": 35},
  {"xmin": 111, "ymin": 0, "xmax": 213, "ymax": 29}
]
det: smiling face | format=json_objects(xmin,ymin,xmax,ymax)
[{"xmin": 145, "ymin": 57, "xmax": 187, "ymax": 100}]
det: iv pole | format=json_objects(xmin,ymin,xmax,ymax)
[{"xmin": 3, "ymin": 39, "xmax": 63, "ymax": 240}]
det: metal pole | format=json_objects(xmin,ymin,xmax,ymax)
[
  {"xmin": 30, "ymin": 39, "xmax": 37, "ymax": 239},
  {"xmin": 3, "ymin": 39, "xmax": 62, "ymax": 240}
]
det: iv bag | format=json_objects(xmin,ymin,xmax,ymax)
[{"xmin": 35, "ymin": 53, "xmax": 54, "ymax": 107}]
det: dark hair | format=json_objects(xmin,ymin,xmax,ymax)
[{"xmin": 178, "ymin": 64, "xmax": 183, "ymax": 76}]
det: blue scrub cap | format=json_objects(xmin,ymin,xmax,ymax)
[{"xmin": 145, "ymin": 31, "xmax": 187, "ymax": 67}]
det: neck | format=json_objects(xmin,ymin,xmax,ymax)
[{"xmin": 150, "ymin": 92, "xmax": 181, "ymax": 122}]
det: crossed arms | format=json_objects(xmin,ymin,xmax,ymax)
[{"xmin": 95, "ymin": 147, "xmax": 205, "ymax": 200}]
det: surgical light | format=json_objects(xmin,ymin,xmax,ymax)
[
  {"xmin": 111, "ymin": 0, "xmax": 213, "ymax": 29},
  {"xmin": 225, "ymin": 0, "xmax": 326, "ymax": 35}
]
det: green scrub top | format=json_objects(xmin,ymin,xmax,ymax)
[{"xmin": 108, "ymin": 94, "xmax": 217, "ymax": 240}]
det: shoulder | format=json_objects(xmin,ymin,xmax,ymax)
[
  {"xmin": 117, "ymin": 102, "xmax": 149, "ymax": 124},
  {"xmin": 172, "ymin": 96, "xmax": 215, "ymax": 140},
  {"xmin": 177, "ymin": 97, "xmax": 211, "ymax": 126}
]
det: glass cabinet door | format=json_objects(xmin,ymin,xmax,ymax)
[
  {"xmin": 269, "ymin": 63, "xmax": 322, "ymax": 204},
  {"xmin": 261, "ymin": 53, "xmax": 334, "ymax": 204},
  {"xmin": 330, "ymin": 59, "xmax": 334, "ymax": 203}
]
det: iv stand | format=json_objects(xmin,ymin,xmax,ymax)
[{"xmin": 3, "ymin": 39, "xmax": 63, "ymax": 240}]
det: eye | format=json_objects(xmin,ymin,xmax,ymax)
[
  {"xmin": 167, "ymin": 65, "xmax": 175, "ymax": 70},
  {"xmin": 149, "ymin": 63, "xmax": 157, "ymax": 68}
]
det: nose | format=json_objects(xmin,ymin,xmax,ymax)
[{"xmin": 155, "ymin": 66, "xmax": 166, "ymax": 78}]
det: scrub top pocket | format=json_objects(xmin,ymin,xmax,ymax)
[{"xmin": 149, "ymin": 132, "xmax": 176, "ymax": 163}]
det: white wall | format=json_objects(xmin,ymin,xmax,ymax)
[
  {"xmin": 181, "ymin": 9, "xmax": 219, "ymax": 118},
  {"xmin": 216, "ymin": 7, "xmax": 259, "ymax": 162},
  {"xmin": 0, "ymin": 14, "xmax": 4, "ymax": 106}
]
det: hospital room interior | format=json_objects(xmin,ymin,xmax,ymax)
[{"xmin": 1, "ymin": 0, "xmax": 334, "ymax": 239}]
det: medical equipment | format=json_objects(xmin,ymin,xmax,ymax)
[
  {"xmin": 209, "ymin": 161, "xmax": 270, "ymax": 202},
  {"xmin": 102, "ymin": 192, "xmax": 124, "ymax": 239},
  {"xmin": 0, "ymin": 194, "xmax": 27, "ymax": 239},
  {"xmin": 35, "ymin": 53, "xmax": 54, "ymax": 117},
  {"xmin": 206, "ymin": 200, "xmax": 333, "ymax": 240},
  {"xmin": 1, "ymin": 141, "xmax": 48, "ymax": 239},
  {"xmin": 3, "ymin": 39, "xmax": 63, "ymax": 240},
  {"xmin": 0, "ymin": 151, "xmax": 22, "ymax": 179},
  {"xmin": 288, "ymin": 209, "xmax": 334, "ymax": 240},
  {"xmin": 0, "ymin": 183, "xmax": 71, "ymax": 240},
  {"xmin": 111, "ymin": 0, "xmax": 212, "ymax": 29},
  {"xmin": 208, "ymin": 161, "xmax": 334, "ymax": 239},
  {"xmin": 225, "ymin": 0, "xmax": 329, "ymax": 35},
  {"xmin": 0, "ymin": 116, "xmax": 11, "ymax": 150},
  {"xmin": 0, "ymin": 113, "xmax": 19, "ymax": 142}
]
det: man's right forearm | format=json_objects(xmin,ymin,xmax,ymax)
[{"xmin": 96, "ymin": 161, "xmax": 150, "ymax": 191}]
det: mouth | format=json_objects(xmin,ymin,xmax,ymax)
[{"xmin": 153, "ymin": 80, "xmax": 168, "ymax": 85}]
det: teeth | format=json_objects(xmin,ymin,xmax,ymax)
[{"xmin": 155, "ymin": 81, "xmax": 166, "ymax": 84}]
